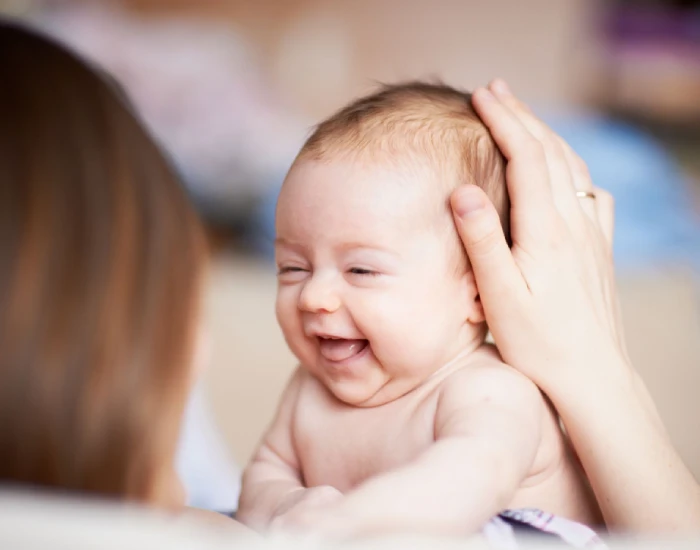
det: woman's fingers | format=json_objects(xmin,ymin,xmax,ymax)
[
  {"xmin": 488, "ymin": 79, "xmax": 534, "ymax": 115},
  {"xmin": 450, "ymin": 185, "xmax": 528, "ymax": 314},
  {"xmin": 488, "ymin": 79, "xmax": 591, "ymax": 228},
  {"xmin": 471, "ymin": 87, "xmax": 556, "ymax": 225},
  {"xmin": 558, "ymin": 138, "xmax": 599, "ymax": 222},
  {"xmin": 593, "ymin": 187, "xmax": 615, "ymax": 251}
]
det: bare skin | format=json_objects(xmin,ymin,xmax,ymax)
[
  {"xmin": 238, "ymin": 345, "xmax": 600, "ymax": 537},
  {"xmin": 237, "ymin": 90, "xmax": 603, "ymax": 538}
]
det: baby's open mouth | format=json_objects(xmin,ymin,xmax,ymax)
[{"xmin": 317, "ymin": 337, "xmax": 369, "ymax": 362}]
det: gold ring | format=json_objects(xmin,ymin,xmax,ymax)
[{"xmin": 575, "ymin": 190, "xmax": 596, "ymax": 200}]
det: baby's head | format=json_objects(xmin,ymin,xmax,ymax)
[{"xmin": 275, "ymin": 82, "xmax": 507, "ymax": 407}]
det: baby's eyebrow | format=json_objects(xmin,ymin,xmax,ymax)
[
  {"xmin": 273, "ymin": 238, "xmax": 308, "ymax": 255},
  {"xmin": 337, "ymin": 242, "xmax": 399, "ymax": 257},
  {"xmin": 274, "ymin": 238, "xmax": 400, "ymax": 260},
  {"xmin": 274, "ymin": 237, "xmax": 300, "ymax": 248}
]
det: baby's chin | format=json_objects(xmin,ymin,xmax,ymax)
[{"xmin": 323, "ymin": 374, "xmax": 418, "ymax": 408}]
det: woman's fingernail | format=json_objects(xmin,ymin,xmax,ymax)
[
  {"xmin": 492, "ymin": 79, "xmax": 511, "ymax": 96},
  {"xmin": 453, "ymin": 189, "xmax": 485, "ymax": 217}
]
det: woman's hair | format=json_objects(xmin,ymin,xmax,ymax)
[{"xmin": 0, "ymin": 21, "xmax": 208, "ymax": 503}]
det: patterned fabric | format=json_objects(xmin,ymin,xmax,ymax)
[{"xmin": 483, "ymin": 509, "xmax": 606, "ymax": 549}]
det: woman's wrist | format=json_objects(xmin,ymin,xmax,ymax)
[
  {"xmin": 541, "ymin": 338, "xmax": 670, "ymax": 443},
  {"xmin": 538, "ymin": 339, "xmax": 636, "ymax": 413},
  {"xmin": 543, "ymin": 347, "xmax": 700, "ymax": 531}
]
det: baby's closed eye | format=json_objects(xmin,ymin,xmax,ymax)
[
  {"xmin": 348, "ymin": 267, "xmax": 380, "ymax": 276},
  {"xmin": 277, "ymin": 265, "xmax": 310, "ymax": 283},
  {"xmin": 278, "ymin": 266, "xmax": 308, "ymax": 274}
]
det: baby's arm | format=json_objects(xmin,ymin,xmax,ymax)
[
  {"xmin": 309, "ymin": 365, "xmax": 545, "ymax": 536},
  {"xmin": 236, "ymin": 368, "xmax": 308, "ymax": 529}
]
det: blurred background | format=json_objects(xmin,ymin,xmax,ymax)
[{"xmin": 1, "ymin": 0, "xmax": 699, "ymax": 509}]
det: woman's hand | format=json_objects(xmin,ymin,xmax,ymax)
[
  {"xmin": 453, "ymin": 81, "xmax": 625, "ymax": 394},
  {"xmin": 451, "ymin": 80, "xmax": 700, "ymax": 533}
]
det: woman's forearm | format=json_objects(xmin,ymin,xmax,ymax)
[{"xmin": 548, "ymin": 350, "xmax": 700, "ymax": 533}]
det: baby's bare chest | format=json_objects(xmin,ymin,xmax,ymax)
[{"xmin": 292, "ymin": 388, "xmax": 438, "ymax": 491}]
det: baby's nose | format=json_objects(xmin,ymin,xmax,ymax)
[{"xmin": 298, "ymin": 275, "xmax": 341, "ymax": 313}]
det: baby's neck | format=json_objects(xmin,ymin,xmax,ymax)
[{"xmin": 426, "ymin": 329, "xmax": 489, "ymax": 384}]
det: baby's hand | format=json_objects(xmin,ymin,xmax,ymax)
[{"xmin": 270, "ymin": 485, "xmax": 343, "ymax": 532}]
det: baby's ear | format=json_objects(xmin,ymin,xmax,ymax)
[{"xmin": 463, "ymin": 269, "xmax": 485, "ymax": 325}]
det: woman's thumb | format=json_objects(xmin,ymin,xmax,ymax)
[{"xmin": 450, "ymin": 185, "xmax": 522, "ymax": 303}]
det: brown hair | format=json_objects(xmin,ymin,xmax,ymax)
[
  {"xmin": 298, "ymin": 81, "xmax": 509, "ymax": 241},
  {"xmin": 0, "ymin": 22, "xmax": 207, "ymax": 503}
]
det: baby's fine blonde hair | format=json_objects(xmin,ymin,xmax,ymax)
[{"xmin": 296, "ymin": 81, "xmax": 509, "ymax": 243}]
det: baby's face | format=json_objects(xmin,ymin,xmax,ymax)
[{"xmin": 275, "ymin": 159, "xmax": 477, "ymax": 407}]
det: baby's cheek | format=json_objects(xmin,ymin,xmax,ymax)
[
  {"xmin": 275, "ymin": 292, "xmax": 305, "ymax": 350},
  {"xmin": 394, "ymin": 297, "xmax": 457, "ymax": 360},
  {"xmin": 360, "ymin": 298, "xmax": 431, "ymax": 363},
  {"xmin": 275, "ymin": 288, "xmax": 297, "ymax": 324}
]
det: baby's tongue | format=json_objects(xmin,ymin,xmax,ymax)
[{"xmin": 318, "ymin": 338, "xmax": 367, "ymax": 362}]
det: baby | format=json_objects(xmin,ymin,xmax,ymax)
[{"xmin": 237, "ymin": 82, "xmax": 601, "ymax": 536}]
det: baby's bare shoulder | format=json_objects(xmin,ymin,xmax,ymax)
[
  {"xmin": 432, "ymin": 346, "xmax": 549, "ymax": 467},
  {"xmin": 439, "ymin": 345, "xmax": 545, "ymax": 414}
]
